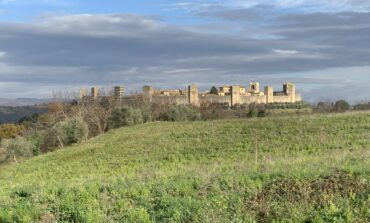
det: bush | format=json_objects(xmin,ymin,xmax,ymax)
[
  {"xmin": 140, "ymin": 105, "xmax": 153, "ymax": 123},
  {"xmin": 199, "ymin": 103, "xmax": 232, "ymax": 120},
  {"xmin": 353, "ymin": 102, "xmax": 370, "ymax": 111},
  {"xmin": 248, "ymin": 103, "xmax": 266, "ymax": 118},
  {"xmin": 0, "ymin": 136, "xmax": 36, "ymax": 162},
  {"xmin": 59, "ymin": 117, "xmax": 89, "ymax": 144},
  {"xmin": 110, "ymin": 107, "xmax": 144, "ymax": 129},
  {"xmin": 0, "ymin": 124, "xmax": 25, "ymax": 141},
  {"xmin": 333, "ymin": 100, "xmax": 350, "ymax": 113},
  {"xmin": 315, "ymin": 102, "xmax": 333, "ymax": 113},
  {"xmin": 18, "ymin": 113, "xmax": 40, "ymax": 124},
  {"xmin": 163, "ymin": 105, "xmax": 201, "ymax": 122},
  {"xmin": 41, "ymin": 117, "xmax": 89, "ymax": 150}
]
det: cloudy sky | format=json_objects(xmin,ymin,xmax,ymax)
[{"xmin": 0, "ymin": 0, "xmax": 370, "ymax": 102}]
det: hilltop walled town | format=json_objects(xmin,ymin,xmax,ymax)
[{"xmin": 79, "ymin": 82, "xmax": 302, "ymax": 106}]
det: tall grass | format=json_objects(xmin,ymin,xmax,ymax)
[{"xmin": 0, "ymin": 112, "xmax": 369, "ymax": 222}]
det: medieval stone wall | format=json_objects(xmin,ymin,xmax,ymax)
[
  {"xmin": 200, "ymin": 95, "xmax": 232, "ymax": 106},
  {"xmin": 273, "ymin": 95, "xmax": 292, "ymax": 103},
  {"xmin": 140, "ymin": 83, "xmax": 301, "ymax": 106},
  {"xmin": 239, "ymin": 95, "xmax": 266, "ymax": 104},
  {"xmin": 152, "ymin": 95, "xmax": 188, "ymax": 105}
]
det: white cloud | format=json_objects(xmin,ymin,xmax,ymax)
[
  {"xmin": 273, "ymin": 49, "xmax": 298, "ymax": 55},
  {"xmin": 0, "ymin": 13, "xmax": 369, "ymax": 100},
  {"xmin": 0, "ymin": 51, "xmax": 6, "ymax": 58},
  {"xmin": 174, "ymin": 0, "xmax": 370, "ymax": 13},
  {"xmin": 29, "ymin": 14, "xmax": 167, "ymax": 38}
]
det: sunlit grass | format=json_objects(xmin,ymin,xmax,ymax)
[{"xmin": 0, "ymin": 112, "xmax": 369, "ymax": 222}]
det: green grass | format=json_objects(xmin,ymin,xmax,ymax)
[{"xmin": 0, "ymin": 112, "xmax": 369, "ymax": 222}]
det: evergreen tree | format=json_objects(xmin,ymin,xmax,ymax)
[{"xmin": 210, "ymin": 86, "xmax": 219, "ymax": 95}]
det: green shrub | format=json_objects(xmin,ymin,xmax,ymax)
[
  {"xmin": 0, "ymin": 136, "xmax": 36, "ymax": 162},
  {"xmin": 353, "ymin": 102, "xmax": 370, "ymax": 111},
  {"xmin": 199, "ymin": 103, "xmax": 234, "ymax": 120},
  {"xmin": 163, "ymin": 105, "xmax": 201, "ymax": 122},
  {"xmin": 58, "ymin": 117, "xmax": 89, "ymax": 145},
  {"xmin": 333, "ymin": 100, "xmax": 350, "ymax": 113},
  {"xmin": 315, "ymin": 101, "xmax": 333, "ymax": 113},
  {"xmin": 248, "ymin": 103, "xmax": 266, "ymax": 118},
  {"xmin": 110, "ymin": 107, "xmax": 144, "ymax": 129},
  {"xmin": 0, "ymin": 124, "xmax": 25, "ymax": 141},
  {"xmin": 28, "ymin": 137, "xmax": 41, "ymax": 156},
  {"xmin": 41, "ymin": 117, "xmax": 88, "ymax": 150},
  {"xmin": 140, "ymin": 105, "xmax": 153, "ymax": 123}
]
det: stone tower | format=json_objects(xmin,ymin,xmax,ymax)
[
  {"xmin": 114, "ymin": 86, "xmax": 124, "ymax": 99},
  {"xmin": 264, "ymin": 86, "xmax": 274, "ymax": 103},
  {"xmin": 188, "ymin": 84, "xmax": 199, "ymax": 106},
  {"xmin": 91, "ymin": 87, "xmax": 99, "ymax": 99},
  {"xmin": 231, "ymin": 85, "xmax": 240, "ymax": 106},
  {"xmin": 249, "ymin": 82, "xmax": 260, "ymax": 93},
  {"xmin": 79, "ymin": 88, "xmax": 87, "ymax": 99},
  {"xmin": 143, "ymin": 86, "xmax": 154, "ymax": 103},
  {"xmin": 283, "ymin": 83, "xmax": 296, "ymax": 102}
]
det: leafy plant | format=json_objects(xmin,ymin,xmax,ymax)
[
  {"xmin": 41, "ymin": 117, "xmax": 88, "ymax": 150},
  {"xmin": 109, "ymin": 107, "xmax": 144, "ymax": 128},
  {"xmin": 163, "ymin": 105, "xmax": 201, "ymax": 121},
  {"xmin": 0, "ymin": 124, "xmax": 24, "ymax": 141},
  {"xmin": 333, "ymin": 100, "xmax": 350, "ymax": 113},
  {"xmin": 0, "ymin": 136, "xmax": 35, "ymax": 162}
]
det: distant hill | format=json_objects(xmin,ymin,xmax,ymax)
[
  {"xmin": 0, "ymin": 105, "xmax": 48, "ymax": 124},
  {"xmin": 0, "ymin": 112, "xmax": 369, "ymax": 222},
  {"xmin": 0, "ymin": 98, "xmax": 53, "ymax": 106}
]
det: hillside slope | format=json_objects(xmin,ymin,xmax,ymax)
[{"xmin": 0, "ymin": 112, "xmax": 369, "ymax": 222}]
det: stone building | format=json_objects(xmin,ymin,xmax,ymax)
[
  {"xmin": 91, "ymin": 87, "xmax": 100, "ymax": 99},
  {"xmin": 142, "ymin": 82, "xmax": 301, "ymax": 106},
  {"xmin": 114, "ymin": 86, "xmax": 125, "ymax": 98},
  {"xmin": 81, "ymin": 82, "xmax": 301, "ymax": 106},
  {"xmin": 79, "ymin": 88, "xmax": 88, "ymax": 99}
]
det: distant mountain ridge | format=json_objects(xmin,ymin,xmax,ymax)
[
  {"xmin": 0, "ymin": 98, "xmax": 53, "ymax": 106},
  {"xmin": 0, "ymin": 98, "xmax": 51, "ymax": 124}
]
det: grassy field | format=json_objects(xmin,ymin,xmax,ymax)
[{"xmin": 0, "ymin": 112, "xmax": 369, "ymax": 222}]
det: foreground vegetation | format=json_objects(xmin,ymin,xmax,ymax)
[{"xmin": 0, "ymin": 111, "xmax": 369, "ymax": 222}]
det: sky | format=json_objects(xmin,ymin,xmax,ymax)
[{"xmin": 0, "ymin": 0, "xmax": 370, "ymax": 102}]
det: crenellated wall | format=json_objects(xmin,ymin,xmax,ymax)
[{"xmin": 140, "ymin": 83, "xmax": 301, "ymax": 107}]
